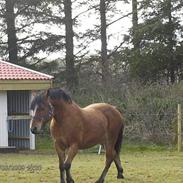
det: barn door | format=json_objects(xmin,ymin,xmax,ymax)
[{"xmin": 7, "ymin": 91, "xmax": 31, "ymax": 149}]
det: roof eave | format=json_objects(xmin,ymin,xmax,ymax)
[{"xmin": 0, "ymin": 79, "xmax": 53, "ymax": 91}]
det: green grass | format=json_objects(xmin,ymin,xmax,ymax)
[
  {"xmin": 0, "ymin": 147, "xmax": 183, "ymax": 183},
  {"xmin": 35, "ymin": 135, "xmax": 170, "ymax": 153},
  {"xmin": 35, "ymin": 135, "xmax": 54, "ymax": 151}
]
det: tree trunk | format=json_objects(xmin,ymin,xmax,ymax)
[
  {"xmin": 167, "ymin": 0, "xmax": 175, "ymax": 84},
  {"xmin": 132, "ymin": 0, "xmax": 140, "ymax": 50},
  {"xmin": 63, "ymin": 0, "xmax": 78, "ymax": 90},
  {"xmin": 100, "ymin": 0, "xmax": 109, "ymax": 87},
  {"xmin": 5, "ymin": 0, "xmax": 18, "ymax": 63}
]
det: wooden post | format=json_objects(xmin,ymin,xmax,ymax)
[
  {"xmin": 178, "ymin": 104, "xmax": 182, "ymax": 152},
  {"xmin": 98, "ymin": 145, "xmax": 102, "ymax": 155}
]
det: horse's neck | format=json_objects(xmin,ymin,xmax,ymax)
[{"xmin": 53, "ymin": 101, "xmax": 81, "ymax": 119}]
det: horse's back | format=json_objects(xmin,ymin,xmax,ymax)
[
  {"xmin": 83, "ymin": 103, "xmax": 116, "ymax": 113},
  {"xmin": 83, "ymin": 103, "xmax": 123, "ymax": 128},
  {"xmin": 84, "ymin": 103, "xmax": 122, "ymax": 117}
]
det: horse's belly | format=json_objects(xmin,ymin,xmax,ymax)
[
  {"xmin": 80, "ymin": 126, "xmax": 106, "ymax": 149},
  {"xmin": 79, "ymin": 137, "xmax": 104, "ymax": 149}
]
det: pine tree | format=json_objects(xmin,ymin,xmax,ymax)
[
  {"xmin": 100, "ymin": 0, "xmax": 110, "ymax": 87},
  {"xmin": 5, "ymin": 0, "xmax": 18, "ymax": 63},
  {"xmin": 128, "ymin": 0, "xmax": 183, "ymax": 83},
  {"xmin": 63, "ymin": 0, "xmax": 78, "ymax": 90}
]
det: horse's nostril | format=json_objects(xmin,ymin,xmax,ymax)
[{"xmin": 31, "ymin": 126, "xmax": 37, "ymax": 134}]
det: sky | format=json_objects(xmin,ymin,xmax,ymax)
[
  {"xmin": 38, "ymin": 1, "xmax": 132, "ymax": 60},
  {"xmin": 0, "ymin": 1, "xmax": 132, "ymax": 60},
  {"xmin": 75, "ymin": 1, "xmax": 132, "ymax": 50}
]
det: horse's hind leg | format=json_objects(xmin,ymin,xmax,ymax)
[
  {"xmin": 96, "ymin": 146, "xmax": 115, "ymax": 183},
  {"xmin": 114, "ymin": 154, "xmax": 124, "ymax": 179}
]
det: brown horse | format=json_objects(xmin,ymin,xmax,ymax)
[{"xmin": 30, "ymin": 88, "xmax": 124, "ymax": 183}]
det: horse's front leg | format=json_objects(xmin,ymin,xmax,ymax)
[
  {"xmin": 55, "ymin": 142, "xmax": 66, "ymax": 183},
  {"xmin": 64, "ymin": 144, "xmax": 78, "ymax": 183}
]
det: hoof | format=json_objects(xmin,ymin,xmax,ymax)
[
  {"xmin": 60, "ymin": 179, "xmax": 66, "ymax": 183},
  {"xmin": 117, "ymin": 173, "xmax": 124, "ymax": 179},
  {"xmin": 95, "ymin": 180, "xmax": 104, "ymax": 183},
  {"xmin": 66, "ymin": 179, "xmax": 74, "ymax": 183}
]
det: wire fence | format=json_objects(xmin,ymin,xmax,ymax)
[{"xmin": 123, "ymin": 104, "xmax": 182, "ymax": 148}]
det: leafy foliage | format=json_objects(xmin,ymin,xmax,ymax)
[{"xmin": 129, "ymin": 0, "xmax": 183, "ymax": 83}]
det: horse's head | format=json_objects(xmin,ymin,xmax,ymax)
[{"xmin": 30, "ymin": 92, "xmax": 52, "ymax": 134}]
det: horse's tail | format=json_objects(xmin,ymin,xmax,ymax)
[{"xmin": 115, "ymin": 124, "xmax": 124, "ymax": 155}]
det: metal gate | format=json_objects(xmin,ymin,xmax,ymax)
[{"xmin": 7, "ymin": 91, "xmax": 31, "ymax": 149}]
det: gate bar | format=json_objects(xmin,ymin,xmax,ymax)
[{"xmin": 178, "ymin": 104, "xmax": 182, "ymax": 152}]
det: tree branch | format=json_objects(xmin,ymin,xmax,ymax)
[
  {"xmin": 108, "ymin": 40, "xmax": 126, "ymax": 59},
  {"xmin": 73, "ymin": 4, "xmax": 99, "ymax": 20}
]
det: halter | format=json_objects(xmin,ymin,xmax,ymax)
[{"xmin": 32, "ymin": 103, "xmax": 53, "ymax": 122}]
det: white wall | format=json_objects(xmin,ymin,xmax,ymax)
[
  {"xmin": 29, "ymin": 92, "xmax": 35, "ymax": 150},
  {"xmin": 30, "ymin": 131, "xmax": 35, "ymax": 150},
  {"xmin": 0, "ymin": 91, "xmax": 8, "ymax": 147}
]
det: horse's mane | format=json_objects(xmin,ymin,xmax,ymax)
[
  {"xmin": 30, "ymin": 92, "xmax": 45, "ymax": 110},
  {"xmin": 47, "ymin": 88, "xmax": 72, "ymax": 103},
  {"xmin": 30, "ymin": 88, "xmax": 72, "ymax": 110}
]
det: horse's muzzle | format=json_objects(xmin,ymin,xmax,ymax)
[{"xmin": 31, "ymin": 126, "xmax": 39, "ymax": 134}]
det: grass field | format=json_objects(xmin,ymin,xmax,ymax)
[{"xmin": 0, "ymin": 145, "xmax": 183, "ymax": 183}]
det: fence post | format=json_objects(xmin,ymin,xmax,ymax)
[
  {"xmin": 178, "ymin": 104, "xmax": 182, "ymax": 152},
  {"xmin": 98, "ymin": 145, "xmax": 102, "ymax": 155}
]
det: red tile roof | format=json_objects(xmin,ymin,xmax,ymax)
[{"xmin": 0, "ymin": 60, "xmax": 53, "ymax": 80}]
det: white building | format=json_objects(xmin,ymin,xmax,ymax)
[{"xmin": 0, "ymin": 60, "xmax": 53, "ymax": 150}]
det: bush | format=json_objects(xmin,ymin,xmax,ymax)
[
  {"xmin": 72, "ymin": 81, "xmax": 183, "ymax": 145},
  {"xmin": 39, "ymin": 81, "xmax": 183, "ymax": 147}
]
